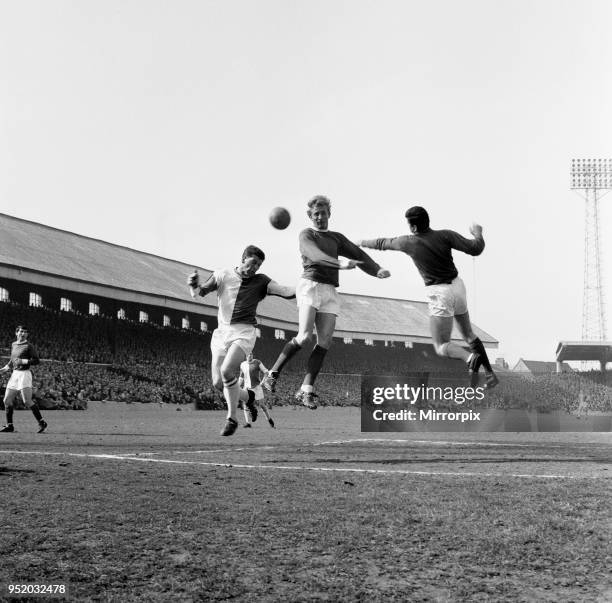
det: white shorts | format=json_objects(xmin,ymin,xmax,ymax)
[
  {"xmin": 211, "ymin": 324, "xmax": 257, "ymax": 357},
  {"xmin": 296, "ymin": 278, "xmax": 341, "ymax": 316},
  {"xmin": 425, "ymin": 277, "xmax": 468, "ymax": 318},
  {"xmin": 251, "ymin": 385, "xmax": 264, "ymax": 401},
  {"xmin": 7, "ymin": 370, "xmax": 33, "ymax": 391}
]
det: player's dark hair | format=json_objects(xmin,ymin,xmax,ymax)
[
  {"xmin": 307, "ymin": 195, "xmax": 331, "ymax": 216},
  {"xmin": 15, "ymin": 325, "xmax": 28, "ymax": 332},
  {"xmin": 405, "ymin": 206, "xmax": 430, "ymax": 233},
  {"xmin": 242, "ymin": 245, "xmax": 265, "ymax": 262}
]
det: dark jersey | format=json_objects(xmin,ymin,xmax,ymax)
[
  {"xmin": 198, "ymin": 268, "xmax": 271, "ymax": 326},
  {"xmin": 299, "ymin": 228, "xmax": 381, "ymax": 287},
  {"xmin": 10, "ymin": 341, "xmax": 40, "ymax": 371},
  {"xmin": 360, "ymin": 229, "xmax": 484, "ymax": 286}
]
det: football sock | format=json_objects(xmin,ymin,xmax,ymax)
[
  {"xmin": 469, "ymin": 338, "xmax": 493, "ymax": 373},
  {"xmin": 6, "ymin": 407, "xmax": 14, "ymax": 424},
  {"xmin": 271, "ymin": 338, "xmax": 302, "ymax": 374},
  {"xmin": 303, "ymin": 345, "xmax": 328, "ymax": 387},
  {"xmin": 260, "ymin": 403, "xmax": 272, "ymax": 421},
  {"xmin": 31, "ymin": 405, "xmax": 43, "ymax": 422},
  {"xmin": 222, "ymin": 377, "xmax": 240, "ymax": 420}
]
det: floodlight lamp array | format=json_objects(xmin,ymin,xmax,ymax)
[{"xmin": 571, "ymin": 158, "xmax": 612, "ymax": 189}]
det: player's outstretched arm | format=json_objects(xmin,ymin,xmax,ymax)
[
  {"xmin": 0, "ymin": 363, "xmax": 10, "ymax": 374},
  {"xmin": 357, "ymin": 236, "xmax": 408, "ymax": 252},
  {"xmin": 299, "ymin": 229, "xmax": 348, "ymax": 269},
  {"xmin": 445, "ymin": 224, "xmax": 485, "ymax": 256},
  {"xmin": 299, "ymin": 229, "xmax": 384, "ymax": 273},
  {"xmin": 267, "ymin": 281, "xmax": 296, "ymax": 299},
  {"xmin": 338, "ymin": 234, "xmax": 389, "ymax": 278}
]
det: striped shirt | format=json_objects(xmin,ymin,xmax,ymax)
[{"xmin": 199, "ymin": 268, "xmax": 271, "ymax": 326}]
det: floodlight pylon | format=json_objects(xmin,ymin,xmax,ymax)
[{"xmin": 571, "ymin": 158, "xmax": 611, "ymax": 341}]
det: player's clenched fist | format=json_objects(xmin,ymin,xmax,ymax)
[
  {"xmin": 469, "ymin": 223, "xmax": 483, "ymax": 238},
  {"xmin": 187, "ymin": 270, "xmax": 199, "ymax": 288}
]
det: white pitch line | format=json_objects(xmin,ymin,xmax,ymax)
[
  {"xmin": 314, "ymin": 438, "xmax": 565, "ymax": 448},
  {"xmin": 169, "ymin": 446, "xmax": 278, "ymax": 455},
  {"xmin": 0, "ymin": 449, "xmax": 603, "ymax": 479},
  {"xmin": 121, "ymin": 449, "xmax": 236, "ymax": 457},
  {"xmin": 128, "ymin": 446, "xmax": 280, "ymax": 456}
]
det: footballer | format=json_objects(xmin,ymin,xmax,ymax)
[
  {"xmin": 188, "ymin": 245, "xmax": 294, "ymax": 436},
  {"xmin": 262, "ymin": 195, "xmax": 390, "ymax": 408},
  {"xmin": 0, "ymin": 325, "xmax": 48, "ymax": 433}
]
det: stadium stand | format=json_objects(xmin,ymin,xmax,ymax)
[
  {"xmin": 512, "ymin": 359, "xmax": 573, "ymax": 374},
  {"xmin": 0, "ymin": 300, "xmax": 610, "ymax": 412},
  {"xmin": 0, "ymin": 300, "xmax": 466, "ymax": 408}
]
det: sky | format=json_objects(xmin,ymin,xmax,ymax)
[{"xmin": 1, "ymin": 0, "xmax": 611, "ymax": 366}]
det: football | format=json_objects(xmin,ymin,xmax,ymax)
[{"xmin": 269, "ymin": 207, "xmax": 291, "ymax": 230}]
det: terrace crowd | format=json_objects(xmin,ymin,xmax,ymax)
[{"xmin": 0, "ymin": 301, "xmax": 610, "ymax": 412}]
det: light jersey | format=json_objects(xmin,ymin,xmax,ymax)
[
  {"xmin": 240, "ymin": 359, "xmax": 267, "ymax": 388},
  {"xmin": 212, "ymin": 268, "xmax": 271, "ymax": 326}
]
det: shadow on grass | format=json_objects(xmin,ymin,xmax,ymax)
[{"xmin": 0, "ymin": 466, "xmax": 36, "ymax": 475}]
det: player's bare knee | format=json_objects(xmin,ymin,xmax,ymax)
[
  {"xmin": 21, "ymin": 390, "xmax": 33, "ymax": 407},
  {"xmin": 295, "ymin": 331, "xmax": 312, "ymax": 346},
  {"xmin": 316, "ymin": 337, "xmax": 332, "ymax": 350},
  {"xmin": 464, "ymin": 332, "xmax": 476, "ymax": 344},
  {"xmin": 220, "ymin": 366, "xmax": 238, "ymax": 383}
]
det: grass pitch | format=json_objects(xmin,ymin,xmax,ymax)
[{"xmin": 0, "ymin": 403, "xmax": 610, "ymax": 602}]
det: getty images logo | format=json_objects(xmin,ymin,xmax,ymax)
[{"xmin": 371, "ymin": 383, "xmax": 486, "ymax": 405}]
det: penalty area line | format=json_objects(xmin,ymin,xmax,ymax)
[{"xmin": 0, "ymin": 449, "xmax": 599, "ymax": 479}]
